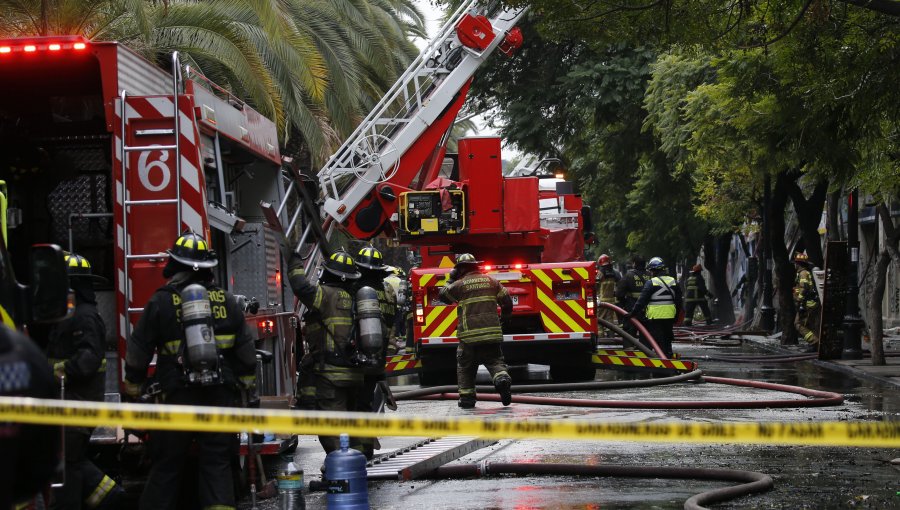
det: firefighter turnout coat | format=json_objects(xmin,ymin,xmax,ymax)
[
  {"xmin": 124, "ymin": 279, "xmax": 257, "ymax": 394},
  {"xmin": 288, "ymin": 265, "xmax": 363, "ymax": 387},
  {"xmin": 439, "ymin": 271, "xmax": 513, "ymax": 344}
]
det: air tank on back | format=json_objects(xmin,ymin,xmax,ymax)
[{"xmin": 355, "ymin": 286, "xmax": 383, "ymax": 366}]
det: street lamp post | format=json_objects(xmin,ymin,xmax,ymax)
[
  {"xmin": 842, "ymin": 189, "xmax": 863, "ymax": 359},
  {"xmin": 760, "ymin": 174, "xmax": 776, "ymax": 332}
]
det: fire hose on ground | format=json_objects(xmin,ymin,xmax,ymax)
[{"xmin": 424, "ymin": 462, "xmax": 773, "ymax": 510}]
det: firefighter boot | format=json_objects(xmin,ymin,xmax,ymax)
[
  {"xmin": 494, "ymin": 374, "xmax": 512, "ymax": 406},
  {"xmin": 458, "ymin": 393, "xmax": 476, "ymax": 409}
]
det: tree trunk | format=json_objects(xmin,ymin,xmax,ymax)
[
  {"xmin": 868, "ymin": 249, "xmax": 889, "ymax": 366},
  {"xmin": 870, "ymin": 202, "xmax": 900, "ymax": 365},
  {"xmin": 787, "ymin": 178, "xmax": 828, "ymax": 267},
  {"xmin": 773, "ymin": 171, "xmax": 797, "ymax": 344},
  {"xmin": 702, "ymin": 233, "xmax": 737, "ymax": 325}
]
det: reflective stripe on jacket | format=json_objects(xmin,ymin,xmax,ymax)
[
  {"xmin": 439, "ymin": 272, "xmax": 512, "ymax": 344},
  {"xmin": 646, "ymin": 276, "xmax": 677, "ymax": 319}
]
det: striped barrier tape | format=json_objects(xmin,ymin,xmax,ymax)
[
  {"xmin": 1, "ymin": 397, "xmax": 897, "ymax": 447},
  {"xmin": 592, "ymin": 354, "xmax": 697, "ymax": 372}
]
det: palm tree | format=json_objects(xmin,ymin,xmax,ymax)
[{"xmin": 0, "ymin": 0, "xmax": 425, "ymax": 164}]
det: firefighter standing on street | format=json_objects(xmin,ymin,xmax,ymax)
[
  {"xmin": 439, "ymin": 254, "xmax": 513, "ymax": 409},
  {"xmin": 683, "ymin": 264, "xmax": 713, "ymax": 326},
  {"xmin": 627, "ymin": 257, "xmax": 683, "ymax": 358},
  {"xmin": 46, "ymin": 254, "xmax": 124, "ymax": 509},
  {"xmin": 1, "ymin": 323, "xmax": 59, "ymax": 510},
  {"xmin": 615, "ymin": 255, "xmax": 648, "ymax": 337},
  {"xmin": 596, "ymin": 254, "xmax": 620, "ymax": 336},
  {"xmin": 793, "ymin": 252, "xmax": 820, "ymax": 350},
  {"xmin": 123, "ymin": 231, "xmax": 257, "ymax": 510},
  {"xmin": 288, "ymin": 250, "xmax": 365, "ymax": 454},
  {"xmin": 354, "ymin": 246, "xmax": 396, "ymax": 459}
]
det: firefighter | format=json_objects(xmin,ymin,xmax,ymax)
[
  {"xmin": 438, "ymin": 253, "xmax": 513, "ymax": 409},
  {"xmin": 615, "ymin": 255, "xmax": 648, "ymax": 337},
  {"xmin": 793, "ymin": 252, "xmax": 820, "ymax": 350},
  {"xmin": 288, "ymin": 250, "xmax": 365, "ymax": 454},
  {"xmin": 46, "ymin": 253, "xmax": 124, "ymax": 510},
  {"xmin": 123, "ymin": 231, "xmax": 257, "ymax": 510},
  {"xmin": 683, "ymin": 264, "xmax": 713, "ymax": 326},
  {"xmin": 627, "ymin": 256, "xmax": 683, "ymax": 358},
  {"xmin": 353, "ymin": 246, "xmax": 396, "ymax": 459},
  {"xmin": 596, "ymin": 254, "xmax": 620, "ymax": 336},
  {"xmin": 0, "ymin": 323, "xmax": 59, "ymax": 510}
]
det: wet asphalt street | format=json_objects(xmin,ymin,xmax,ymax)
[{"xmin": 246, "ymin": 341, "xmax": 900, "ymax": 509}]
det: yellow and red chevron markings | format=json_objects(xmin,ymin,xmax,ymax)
[
  {"xmin": 592, "ymin": 352, "xmax": 696, "ymax": 372},
  {"xmin": 529, "ymin": 266, "xmax": 592, "ymax": 334},
  {"xmin": 384, "ymin": 353, "xmax": 422, "ymax": 376}
]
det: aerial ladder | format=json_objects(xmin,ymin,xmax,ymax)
[{"xmin": 265, "ymin": 1, "xmax": 528, "ymax": 275}]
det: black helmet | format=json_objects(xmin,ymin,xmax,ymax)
[
  {"xmin": 323, "ymin": 251, "xmax": 361, "ymax": 280},
  {"xmin": 167, "ymin": 231, "xmax": 217, "ymax": 270},
  {"xmin": 356, "ymin": 245, "xmax": 387, "ymax": 271},
  {"xmin": 454, "ymin": 253, "xmax": 480, "ymax": 267},
  {"xmin": 64, "ymin": 253, "xmax": 108, "ymax": 284}
]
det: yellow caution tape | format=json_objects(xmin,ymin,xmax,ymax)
[{"xmin": 1, "ymin": 396, "xmax": 897, "ymax": 447}]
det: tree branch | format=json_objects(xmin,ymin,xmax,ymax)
[{"xmin": 839, "ymin": 0, "xmax": 900, "ymax": 17}]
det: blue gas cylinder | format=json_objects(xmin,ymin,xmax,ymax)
[{"xmin": 324, "ymin": 434, "xmax": 369, "ymax": 509}]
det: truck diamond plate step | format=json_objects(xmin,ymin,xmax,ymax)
[{"xmin": 366, "ymin": 436, "xmax": 495, "ymax": 481}]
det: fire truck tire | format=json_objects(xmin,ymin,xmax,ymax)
[{"xmin": 549, "ymin": 363, "xmax": 597, "ymax": 383}]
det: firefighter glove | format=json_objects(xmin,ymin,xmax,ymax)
[
  {"xmin": 52, "ymin": 361, "xmax": 66, "ymax": 382},
  {"xmin": 288, "ymin": 251, "xmax": 304, "ymax": 272},
  {"xmin": 122, "ymin": 380, "xmax": 142, "ymax": 402}
]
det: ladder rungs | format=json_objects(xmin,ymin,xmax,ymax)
[
  {"xmin": 126, "ymin": 253, "xmax": 167, "ymax": 260},
  {"xmin": 125, "ymin": 198, "xmax": 178, "ymax": 206},
  {"xmin": 127, "ymin": 307, "xmax": 145, "ymax": 314},
  {"xmin": 124, "ymin": 144, "xmax": 177, "ymax": 152}
]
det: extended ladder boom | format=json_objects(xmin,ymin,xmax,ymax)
[{"xmin": 317, "ymin": 1, "xmax": 527, "ymax": 225}]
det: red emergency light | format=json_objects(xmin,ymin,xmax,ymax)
[
  {"xmin": 258, "ymin": 319, "xmax": 275, "ymax": 334},
  {"xmin": 0, "ymin": 37, "xmax": 89, "ymax": 56}
]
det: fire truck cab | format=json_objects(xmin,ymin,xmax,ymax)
[{"xmin": 0, "ymin": 36, "xmax": 297, "ymax": 412}]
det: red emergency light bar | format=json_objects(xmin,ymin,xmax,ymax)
[
  {"xmin": 0, "ymin": 37, "xmax": 88, "ymax": 56},
  {"xmin": 481, "ymin": 263, "xmax": 527, "ymax": 271}
]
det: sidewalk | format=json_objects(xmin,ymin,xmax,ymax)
[{"xmin": 730, "ymin": 332, "xmax": 900, "ymax": 388}]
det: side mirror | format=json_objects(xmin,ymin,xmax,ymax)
[{"xmin": 28, "ymin": 244, "xmax": 71, "ymax": 323}]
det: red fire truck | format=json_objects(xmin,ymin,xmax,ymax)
[
  {"xmin": 0, "ymin": 36, "xmax": 297, "ymax": 421},
  {"xmin": 276, "ymin": 2, "xmax": 599, "ymax": 384}
]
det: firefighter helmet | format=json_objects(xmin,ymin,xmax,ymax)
[
  {"xmin": 323, "ymin": 251, "xmax": 361, "ymax": 280},
  {"xmin": 598, "ymin": 254, "xmax": 612, "ymax": 266},
  {"xmin": 64, "ymin": 253, "xmax": 108, "ymax": 284},
  {"xmin": 793, "ymin": 252, "xmax": 810, "ymax": 265},
  {"xmin": 356, "ymin": 245, "xmax": 387, "ymax": 271},
  {"xmin": 691, "ymin": 264, "xmax": 702, "ymax": 273},
  {"xmin": 167, "ymin": 231, "xmax": 218, "ymax": 269},
  {"xmin": 454, "ymin": 253, "xmax": 480, "ymax": 266},
  {"xmin": 647, "ymin": 257, "xmax": 666, "ymax": 271}
]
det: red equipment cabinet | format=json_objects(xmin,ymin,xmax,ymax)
[{"xmin": 458, "ymin": 137, "xmax": 503, "ymax": 233}]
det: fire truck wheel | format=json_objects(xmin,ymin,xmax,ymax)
[{"xmin": 549, "ymin": 364, "xmax": 597, "ymax": 383}]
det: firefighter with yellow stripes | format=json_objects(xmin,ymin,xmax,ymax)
[
  {"xmin": 615, "ymin": 255, "xmax": 649, "ymax": 338},
  {"xmin": 627, "ymin": 256, "xmax": 683, "ymax": 358},
  {"xmin": 288, "ymin": 250, "xmax": 366, "ymax": 454},
  {"xmin": 353, "ymin": 245, "xmax": 396, "ymax": 459},
  {"xmin": 45, "ymin": 253, "xmax": 124, "ymax": 509},
  {"xmin": 439, "ymin": 253, "xmax": 513, "ymax": 409},
  {"xmin": 793, "ymin": 252, "xmax": 820, "ymax": 350},
  {"xmin": 124, "ymin": 231, "xmax": 256, "ymax": 510},
  {"xmin": 596, "ymin": 254, "xmax": 620, "ymax": 336}
]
